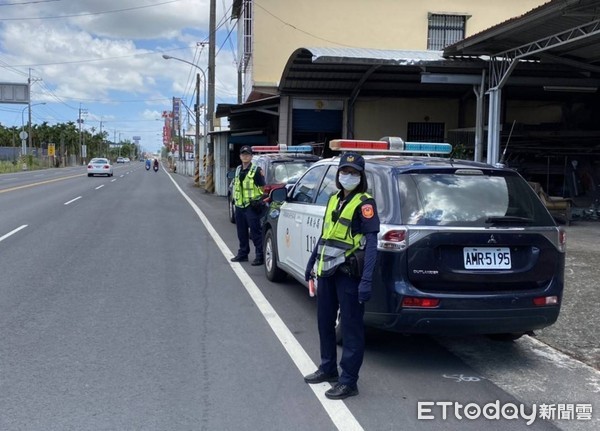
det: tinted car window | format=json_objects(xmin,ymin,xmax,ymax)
[
  {"xmin": 269, "ymin": 161, "xmax": 314, "ymax": 184},
  {"xmin": 290, "ymin": 165, "xmax": 327, "ymax": 203},
  {"xmin": 398, "ymin": 171, "xmax": 556, "ymax": 226}
]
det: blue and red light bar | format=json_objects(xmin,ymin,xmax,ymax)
[
  {"xmin": 329, "ymin": 137, "xmax": 452, "ymax": 155},
  {"xmin": 251, "ymin": 144, "xmax": 313, "ymax": 153}
]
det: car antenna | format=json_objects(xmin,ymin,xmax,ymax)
[{"xmin": 499, "ymin": 120, "xmax": 516, "ymax": 165}]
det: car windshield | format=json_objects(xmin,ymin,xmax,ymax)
[
  {"xmin": 268, "ymin": 161, "xmax": 314, "ymax": 184},
  {"xmin": 396, "ymin": 171, "xmax": 556, "ymax": 227},
  {"xmin": 92, "ymin": 159, "xmax": 108, "ymax": 164}
]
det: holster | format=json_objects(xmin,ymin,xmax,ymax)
[{"xmin": 340, "ymin": 250, "xmax": 365, "ymax": 279}]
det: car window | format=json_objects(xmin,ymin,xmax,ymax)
[
  {"xmin": 397, "ymin": 171, "xmax": 556, "ymax": 226},
  {"xmin": 270, "ymin": 161, "xmax": 314, "ymax": 184},
  {"xmin": 315, "ymin": 165, "xmax": 338, "ymax": 205},
  {"xmin": 290, "ymin": 165, "xmax": 327, "ymax": 203},
  {"xmin": 93, "ymin": 159, "xmax": 107, "ymax": 164}
]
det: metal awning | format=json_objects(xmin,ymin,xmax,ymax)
[
  {"xmin": 279, "ymin": 47, "xmax": 487, "ymax": 98},
  {"xmin": 444, "ymin": 0, "xmax": 600, "ymax": 75}
]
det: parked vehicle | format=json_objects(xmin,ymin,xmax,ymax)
[
  {"xmin": 263, "ymin": 138, "xmax": 566, "ymax": 341},
  {"xmin": 227, "ymin": 145, "xmax": 321, "ymax": 223}
]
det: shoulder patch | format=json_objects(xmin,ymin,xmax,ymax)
[{"xmin": 361, "ymin": 204, "xmax": 374, "ymax": 219}]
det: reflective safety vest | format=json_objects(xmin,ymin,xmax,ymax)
[
  {"xmin": 233, "ymin": 164, "xmax": 263, "ymax": 208},
  {"xmin": 316, "ymin": 192, "xmax": 371, "ymax": 277}
]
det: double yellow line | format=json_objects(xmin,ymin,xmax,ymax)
[{"xmin": 0, "ymin": 173, "xmax": 85, "ymax": 194}]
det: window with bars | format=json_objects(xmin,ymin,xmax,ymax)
[
  {"xmin": 242, "ymin": 0, "xmax": 253, "ymax": 64},
  {"xmin": 427, "ymin": 14, "xmax": 466, "ymax": 51},
  {"xmin": 407, "ymin": 122, "xmax": 445, "ymax": 143}
]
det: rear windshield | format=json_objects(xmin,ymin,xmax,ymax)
[
  {"xmin": 268, "ymin": 161, "xmax": 314, "ymax": 184},
  {"xmin": 92, "ymin": 159, "xmax": 108, "ymax": 164},
  {"xmin": 397, "ymin": 171, "xmax": 556, "ymax": 227}
]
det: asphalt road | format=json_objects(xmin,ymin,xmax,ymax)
[{"xmin": 0, "ymin": 164, "xmax": 597, "ymax": 431}]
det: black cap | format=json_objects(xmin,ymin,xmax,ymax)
[
  {"xmin": 339, "ymin": 152, "xmax": 365, "ymax": 172},
  {"xmin": 240, "ymin": 145, "xmax": 253, "ymax": 155}
]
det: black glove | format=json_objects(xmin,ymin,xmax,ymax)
[{"xmin": 358, "ymin": 279, "xmax": 372, "ymax": 303}]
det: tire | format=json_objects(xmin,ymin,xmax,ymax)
[
  {"xmin": 228, "ymin": 195, "xmax": 236, "ymax": 224},
  {"xmin": 486, "ymin": 332, "xmax": 526, "ymax": 342},
  {"xmin": 264, "ymin": 229, "xmax": 287, "ymax": 282}
]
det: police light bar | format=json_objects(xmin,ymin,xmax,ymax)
[
  {"xmin": 251, "ymin": 144, "xmax": 313, "ymax": 153},
  {"xmin": 329, "ymin": 137, "xmax": 452, "ymax": 154}
]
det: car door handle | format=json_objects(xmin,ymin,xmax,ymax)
[{"xmin": 295, "ymin": 215, "xmax": 302, "ymax": 224}]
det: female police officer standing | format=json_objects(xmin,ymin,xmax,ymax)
[{"xmin": 303, "ymin": 152, "xmax": 380, "ymax": 400}]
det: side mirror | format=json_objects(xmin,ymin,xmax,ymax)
[{"xmin": 270, "ymin": 187, "xmax": 288, "ymax": 203}]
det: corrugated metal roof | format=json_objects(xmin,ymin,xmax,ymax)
[
  {"xmin": 444, "ymin": 0, "xmax": 600, "ymax": 71},
  {"xmin": 279, "ymin": 47, "xmax": 486, "ymax": 97},
  {"xmin": 306, "ymin": 47, "xmax": 447, "ymax": 65}
]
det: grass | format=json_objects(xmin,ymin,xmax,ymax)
[{"xmin": 0, "ymin": 157, "xmax": 49, "ymax": 173}]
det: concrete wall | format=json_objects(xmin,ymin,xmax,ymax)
[{"xmin": 353, "ymin": 98, "xmax": 460, "ymax": 140}]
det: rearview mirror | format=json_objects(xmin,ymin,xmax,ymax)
[{"xmin": 270, "ymin": 187, "xmax": 288, "ymax": 203}]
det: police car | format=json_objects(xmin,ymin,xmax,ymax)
[
  {"xmin": 227, "ymin": 145, "xmax": 321, "ymax": 223},
  {"xmin": 263, "ymin": 138, "xmax": 566, "ymax": 340}
]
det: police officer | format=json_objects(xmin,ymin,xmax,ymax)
[
  {"xmin": 303, "ymin": 152, "xmax": 380, "ymax": 400},
  {"xmin": 231, "ymin": 145, "xmax": 266, "ymax": 266}
]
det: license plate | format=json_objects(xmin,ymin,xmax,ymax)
[{"xmin": 463, "ymin": 247, "xmax": 511, "ymax": 269}]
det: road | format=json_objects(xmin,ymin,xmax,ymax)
[{"xmin": 0, "ymin": 164, "xmax": 597, "ymax": 431}]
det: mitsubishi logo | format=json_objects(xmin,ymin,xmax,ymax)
[{"xmin": 488, "ymin": 235, "xmax": 497, "ymax": 244}]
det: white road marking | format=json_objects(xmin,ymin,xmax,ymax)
[
  {"xmin": 111, "ymin": 179, "xmax": 117, "ymax": 182},
  {"xmin": 64, "ymin": 196, "xmax": 82, "ymax": 205},
  {"xmin": 166, "ymin": 172, "xmax": 363, "ymax": 431},
  {"xmin": 0, "ymin": 225, "xmax": 28, "ymax": 243},
  {"xmin": 95, "ymin": 185, "xmax": 104, "ymax": 190}
]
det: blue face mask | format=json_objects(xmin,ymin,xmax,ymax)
[{"xmin": 339, "ymin": 172, "xmax": 360, "ymax": 191}]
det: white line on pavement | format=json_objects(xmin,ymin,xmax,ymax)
[
  {"xmin": 111, "ymin": 179, "xmax": 117, "ymax": 182},
  {"xmin": 0, "ymin": 225, "xmax": 28, "ymax": 243},
  {"xmin": 95, "ymin": 185, "xmax": 104, "ymax": 190},
  {"xmin": 166, "ymin": 173, "xmax": 363, "ymax": 431},
  {"xmin": 64, "ymin": 196, "xmax": 82, "ymax": 205}
]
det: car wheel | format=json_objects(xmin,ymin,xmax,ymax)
[
  {"xmin": 264, "ymin": 229, "xmax": 286, "ymax": 282},
  {"xmin": 486, "ymin": 332, "xmax": 526, "ymax": 342},
  {"xmin": 228, "ymin": 195, "xmax": 236, "ymax": 224}
]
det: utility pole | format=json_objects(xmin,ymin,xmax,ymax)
[
  {"xmin": 27, "ymin": 69, "xmax": 32, "ymax": 151},
  {"xmin": 205, "ymin": 0, "xmax": 216, "ymax": 193},
  {"xmin": 195, "ymin": 72, "xmax": 201, "ymax": 186}
]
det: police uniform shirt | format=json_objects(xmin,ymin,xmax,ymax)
[
  {"xmin": 238, "ymin": 164, "xmax": 266, "ymax": 188},
  {"xmin": 334, "ymin": 190, "xmax": 380, "ymax": 236}
]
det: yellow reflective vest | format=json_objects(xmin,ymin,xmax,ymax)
[
  {"xmin": 317, "ymin": 192, "xmax": 371, "ymax": 277},
  {"xmin": 233, "ymin": 164, "xmax": 263, "ymax": 208}
]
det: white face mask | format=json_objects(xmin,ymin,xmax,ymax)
[{"xmin": 339, "ymin": 172, "xmax": 361, "ymax": 191}]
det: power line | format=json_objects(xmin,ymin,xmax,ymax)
[{"xmin": 253, "ymin": 1, "xmax": 358, "ymax": 48}]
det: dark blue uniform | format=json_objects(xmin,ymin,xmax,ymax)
[
  {"xmin": 307, "ymin": 190, "xmax": 380, "ymax": 390},
  {"xmin": 234, "ymin": 165, "xmax": 266, "ymax": 261}
]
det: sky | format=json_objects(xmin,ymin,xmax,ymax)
[{"xmin": 0, "ymin": 0, "xmax": 239, "ymax": 154}]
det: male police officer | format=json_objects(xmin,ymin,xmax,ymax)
[
  {"xmin": 303, "ymin": 152, "xmax": 380, "ymax": 399},
  {"xmin": 231, "ymin": 145, "xmax": 266, "ymax": 266}
]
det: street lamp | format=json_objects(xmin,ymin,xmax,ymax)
[
  {"xmin": 162, "ymin": 54, "xmax": 207, "ymax": 187},
  {"xmin": 20, "ymin": 102, "xmax": 46, "ymax": 155}
]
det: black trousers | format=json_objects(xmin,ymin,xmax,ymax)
[
  {"xmin": 317, "ymin": 270, "xmax": 365, "ymax": 387},
  {"xmin": 234, "ymin": 206, "xmax": 264, "ymax": 259}
]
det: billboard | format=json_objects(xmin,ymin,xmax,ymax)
[{"xmin": 0, "ymin": 83, "xmax": 29, "ymax": 104}]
